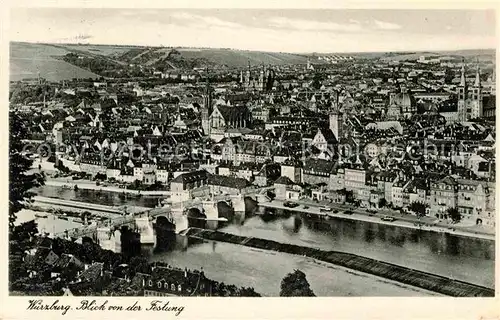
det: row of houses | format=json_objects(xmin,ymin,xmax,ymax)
[{"xmin": 276, "ymin": 158, "xmax": 495, "ymax": 226}]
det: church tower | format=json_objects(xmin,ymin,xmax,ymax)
[
  {"xmin": 258, "ymin": 64, "xmax": 266, "ymax": 91},
  {"xmin": 329, "ymin": 91, "xmax": 342, "ymax": 141},
  {"xmin": 457, "ymin": 61, "xmax": 468, "ymax": 121},
  {"xmin": 201, "ymin": 72, "xmax": 213, "ymax": 136},
  {"xmin": 244, "ymin": 60, "xmax": 251, "ymax": 90},
  {"xmin": 470, "ymin": 63, "xmax": 483, "ymax": 119}
]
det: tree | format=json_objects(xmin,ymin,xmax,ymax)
[
  {"xmin": 280, "ymin": 269, "xmax": 316, "ymax": 297},
  {"xmin": 409, "ymin": 201, "xmax": 428, "ymax": 218},
  {"xmin": 447, "ymin": 207, "xmax": 461, "ymax": 223},
  {"xmin": 55, "ymin": 160, "xmax": 70, "ymax": 174},
  {"xmin": 311, "ymin": 73, "xmax": 323, "ymax": 90},
  {"xmin": 339, "ymin": 189, "xmax": 355, "ymax": 204},
  {"xmin": 266, "ymin": 190, "xmax": 276, "ymax": 201},
  {"xmin": 94, "ymin": 172, "xmax": 107, "ymax": 181},
  {"xmin": 9, "ymin": 113, "xmax": 45, "ymax": 232},
  {"xmin": 378, "ymin": 198, "xmax": 387, "ymax": 208},
  {"xmin": 130, "ymin": 179, "xmax": 143, "ymax": 190}
]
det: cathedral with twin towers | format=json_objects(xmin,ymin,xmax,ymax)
[{"xmin": 240, "ymin": 61, "xmax": 276, "ymax": 92}]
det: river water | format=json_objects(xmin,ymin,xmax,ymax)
[{"xmin": 32, "ymin": 185, "xmax": 495, "ymax": 295}]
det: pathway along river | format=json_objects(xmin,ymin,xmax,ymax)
[{"xmin": 35, "ymin": 185, "xmax": 495, "ymax": 294}]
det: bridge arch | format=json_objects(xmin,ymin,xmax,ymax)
[{"xmin": 187, "ymin": 208, "xmax": 206, "ymax": 229}]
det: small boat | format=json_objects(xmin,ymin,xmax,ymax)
[
  {"xmin": 59, "ymin": 216, "xmax": 69, "ymax": 221},
  {"xmin": 35, "ymin": 213, "xmax": 48, "ymax": 218}
]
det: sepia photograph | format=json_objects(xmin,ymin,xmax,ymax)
[{"xmin": 6, "ymin": 5, "xmax": 496, "ymax": 303}]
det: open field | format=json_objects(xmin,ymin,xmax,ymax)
[
  {"xmin": 10, "ymin": 42, "xmax": 100, "ymax": 81},
  {"xmin": 177, "ymin": 48, "xmax": 309, "ymax": 67},
  {"xmin": 60, "ymin": 43, "xmax": 142, "ymax": 57},
  {"xmin": 11, "ymin": 42, "xmax": 495, "ymax": 80}
]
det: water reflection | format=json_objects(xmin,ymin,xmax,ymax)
[{"xmin": 36, "ymin": 185, "xmax": 495, "ymax": 288}]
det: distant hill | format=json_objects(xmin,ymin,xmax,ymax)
[
  {"xmin": 10, "ymin": 42, "xmax": 496, "ymax": 81},
  {"xmin": 333, "ymin": 49, "xmax": 496, "ymax": 61},
  {"xmin": 10, "ymin": 42, "xmax": 313, "ymax": 79},
  {"xmin": 115, "ymin": 47, "xmax": 310, "ymax": 69},
  {"xmin": 10, "ymin": 42, "xmax": 100, "ymax": 82}
]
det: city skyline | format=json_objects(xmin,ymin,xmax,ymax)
[{"xmin": 10, "ymin": 8, "xmax": 496, "ymax": 53}]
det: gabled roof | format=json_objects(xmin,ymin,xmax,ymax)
[
  {"xmin": 79, "ymin": 262, "xmax": 104, "ymax": 282},
  {"xmin": 436, "ymin": 176, "xmax": 457, "ymax": 186},
  {"xmin": 215, "ymin": 105, "xmax": 250, "ymax": 123},
  {"xmin": 274, "ymin": 176, "xmax": 295, "ymax": 185},
  {"xmin": 317, "ymin": 128, "xmax": 337, "ymax": 143},
  {"xmin": 54, "ymin": 253, "xmax": 83, "ymax": 270},
  {"xmin": 170, "ymin": 170, "xmax": 208, "ymax": 184},
  {"xmin": 207, "ymin": 174, "xmax": 252, "ymax": 189},
  {"xmin": 303, "ymin": 158, "xmax": 336, "ymax": 174}
]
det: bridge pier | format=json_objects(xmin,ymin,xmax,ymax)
[
  {"xmin": 171, "ymin": 207, "xmax": 189, "ymax": 234},
  {"xmin": 96, "ymin": 227, "xmax": 121, "ymax": 253},
  {"xmin": 202, "ymin": 200, "xmax": 219, "ymax": 220},
  {"xmin": 203, "ymin": 200, "xmax": 220, "ymax": 229},
  {"xmin": 229, "ymin": 194, "xmax": 246, "ymax": 212},
  {"xmin": 135, "ymin": 216, "xmax": 155, "ymax": 245}
]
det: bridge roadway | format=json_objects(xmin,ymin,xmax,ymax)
[
  {"xmin": 33, "ymin": 196, "xmax": 147, "ymax": 215},
  {"xmin": 54, "ymin": 206, "xmax": 173, "ymax": 238},
  {"xmin": 46, "ymin": 187, "xmax": 272, "ymax": 239},
  {"xmin": 51, "ymin": 193, "xmax": 244, "ymax": 238}
]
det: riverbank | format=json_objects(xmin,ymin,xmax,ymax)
[
  {"xmin": 260, "ymin": 200, "xmax": 495, "ymax": 241},
  {"xmin": 184, "ymin": 228, "xmax": 495, "ymax": 297},
  {"xmin": 45, "ymin": 178, "xmax": 170, "ymax": 196}
]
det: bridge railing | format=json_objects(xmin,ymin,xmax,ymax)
[{"xmin": 53, "ymin": 205, "xmax": 175, "ymax": 238}]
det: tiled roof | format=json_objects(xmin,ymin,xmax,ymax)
[
  {"xmin": 436, "ymin": 176, "xmax": 457, "ymax": 186},
  {"xmin": 207, "ymin": 174, "xmax": 252, "ymax": 189},
  {"xmin": 303, "ymin": 159, "xmax": 336, "ymax": 174},
  {"xmin": 274, "ymin": 176, "xmax": 294, "ymax": 185},
  {"xmin": 216, "ymin": 105, "xmax": 251, "ymax": 123},
  {"xmin": 54, "ymin": 253, "xmax": 83, "ymax": 270},
  {"xmin": 79, "ymin": 262, "xmax": 103, "ymax": 282},
  {"xmin": 317, "ymin": 128, "xmax": 337, "ymax": 143},
  {"xmin": 170, "ymin": 170, "xmax": 208, "ymax": 184}
]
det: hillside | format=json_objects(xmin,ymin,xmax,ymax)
[
  {"xmin": 115, "ymin": 47, "xmax": 310, "ymax": 69},
  {"xmin": 342, "ymin": 49, "xmax": 495, "ymax": 61},
  {"xmin": 10, "ymin": 42, "xmax": 496, "ymax": 81},
  {"xmin": 10, "ymin": 42, "xmax": 100, "ymax": 82}
]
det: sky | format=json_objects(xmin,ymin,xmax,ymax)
[{"xmin": 9, "ymin": 8, "xmax": 496, "ymax": 53}]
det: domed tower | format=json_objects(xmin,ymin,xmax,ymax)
[
  {"xmin": 265, "ymin": 67, "xmax": 275, "ymax": 91},
  {"xmin": 386, "ymin": 86, "xmax": 415, "ymax": 120},
  {"xmin": 400, "ymin": 86, "xmax": 416, "ymax": 118}
]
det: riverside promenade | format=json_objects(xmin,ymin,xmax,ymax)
[
  {"xmin": 258, "ymin": 199, "xmax": 495, "ymax": 241},
  {"xmin": 184, "ymin": 228, "xmax": 495, "ymax": 297},
  {"xmin": 45, "ymin": 178, "xmax": 170, "ymax": 196}
]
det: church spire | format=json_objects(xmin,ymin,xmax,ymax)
[
  {"xmin": 474, "ymin": 60, "xmax": 481, "ymax": 87},
  {"xmin": 460, "ymin": 60, "xmax": 466, "ymax": 87}
]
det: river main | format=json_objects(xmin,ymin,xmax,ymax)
[{"xmin": 33, "ymin": 186, "xmax": 495, "ymax": 296}]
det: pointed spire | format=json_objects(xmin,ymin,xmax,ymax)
[
  {"xmin": 460, "ymin": 59, "xmax": 466, "ymax": 87},
  {"xmin": 474, "ymin": 60, "xmax": 481, "ymax": 87}
]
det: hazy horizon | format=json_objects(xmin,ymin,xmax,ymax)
[
  {"xmin": 9, "ymin": 40, "xmax": 497, "ymax": 55},
  {"xmin": 10, "ymin": 9, "xmax": 496, "ymax": 54}
]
